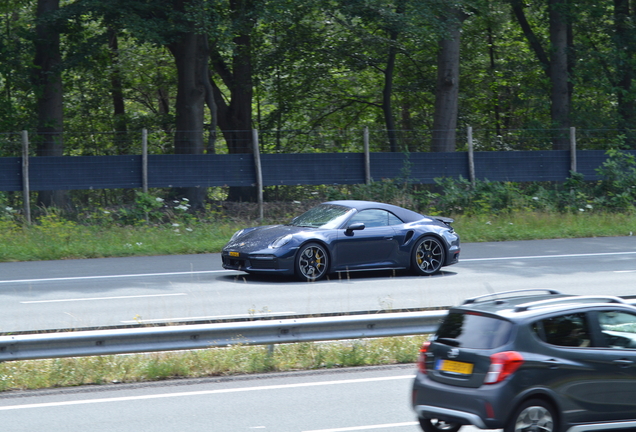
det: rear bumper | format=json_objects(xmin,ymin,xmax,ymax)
[
  {"xmin": 414, "ymin": 405, "xmax": 487, "ymax": 429},
  {"xmin": 411, "ymin": 373, "xmax": 512, "ymax": 430}
]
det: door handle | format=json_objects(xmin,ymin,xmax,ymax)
[
  {"xmin": 542, "ymin": 359, "xmax": 561, "ymax": 369},
  {"xmin": 613, "ymin": 359, "xmax": 634, "ymax": 367},
  {"xmin": 384, "ymin": 236, "xmax": 393, "ymax": 240}
]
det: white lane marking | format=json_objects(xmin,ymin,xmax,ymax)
[
  {"xmin": 120, "ymin": 311, "xmax": 297, "ymax": 324},
  {"xmin": 303, "ymin": 422, "xmax": 418, "ymax": 432},
  {"xmin": 0, "ymin": 270, "xmax": 234, "ymax": 285},
  {"xmin": 1, "ymin": 251, "xmax": 635, "ymax": 285},
  {"xmin": 20, "ymin": 293, "xmax": 187, "ymax": 304},
  {"xmin": 462, "ymin": 251, "xmax": 636, "ymax": 262},
  {"xmin": 0, "ymin": 375, "xmax": 413, "ymax": 411}
]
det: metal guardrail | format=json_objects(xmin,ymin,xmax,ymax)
[{"xmin": 0, "ymin": 310, "xmax": 447, "ymax": 362}]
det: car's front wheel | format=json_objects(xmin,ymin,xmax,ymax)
[
  {"xmin": 412, "ymin": 236, "xmax": 445, "ymax": 275},
  {"xmin": 418, "ymin": 418, "xmax": 461, "ymax": 432},
  {"xmin": 504, "ymin": 399, "xmax": 557, "ymax": 432},
  {"xmin": 295, "ymin": 242, "xmax": 329, "ymax": 281}
]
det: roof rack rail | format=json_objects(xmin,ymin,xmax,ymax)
[
  {"xmin": 514, "ymin": 295, "xmax": 626, "ymax": 312},
  {"xmin": 462, "ymin": 289, "xmax": 562, "ymax": 305}
]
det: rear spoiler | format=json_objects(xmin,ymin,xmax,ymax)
[{"xmin": 432, "ymin": 216, "xmax": 454, "ymax": 226}]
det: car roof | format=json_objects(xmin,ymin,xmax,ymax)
[
  {"xmin": 450, "ymin": 289, "xmax": 635, "ymax": 321},
  {"xmin": 322, "ymin": 200, "xmax": 426, "ymax": 223}
]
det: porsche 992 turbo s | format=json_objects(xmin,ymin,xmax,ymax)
[{"xmin": 221, "ymin": 200, "xmax": 460, "ymax": 281}]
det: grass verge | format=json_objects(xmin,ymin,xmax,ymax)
[
  {"xmin": 0, "ymin": 211, "xmax": 635, "ymax": 262},
  {"xmin": 0, "ymin": 337, "xmax": 424, "ymax": 392}
]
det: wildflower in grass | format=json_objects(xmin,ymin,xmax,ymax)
[
  {"xmin": 172, "ymin": 223, "xmax": 180, "ymax": 227},
  {"xmin": 185, "ymin": 228, "xmax": 193, "ymax": 232},
  {"xmin": 155, "ymin": 198, "xmax": 164, "ymax": 202},
  {"xmin": 579, "ymin": 208, "xmax": 585, "ymax": 212},
  {"xmin": 586, "ymin": 204, "xmax": 593, "ymax": 209}
]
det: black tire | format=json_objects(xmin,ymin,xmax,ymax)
[
  {"xmin": 412, "ymin": 236, "xmax": 445, "ymax": 275},
  {"xmin": 504, "ymin": 399, "xmax": 557, "ymax": 432},
  {"xmin": 295, "ymin": 242, "xmax": 329, "ymax": 281},
  {"xmin": 419, "ymin": 418, "xmax": 461, "ymax": 432}
]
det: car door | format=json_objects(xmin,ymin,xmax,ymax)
[
  {"xmin": 531, "ymin": 312, "xmax": 616, "ymax": 424},
  {"xmin": 583, "ymin": 309, "xmax": 636, "ymax": 421},
  {"xmin": 534, "ymin": 309, "xmax": 636, "ymax": 424},
  {"xmin": 332, "ymin": 209, "xmax": 400, "ymax": 271}
]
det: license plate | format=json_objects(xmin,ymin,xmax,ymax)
[
  {"xmin": 229, "ymin": 251, "xmax": 240, "ymax": 257},
  {"xmin": 437, "ymin": 359, "xmax": 473, "ymax": 375}
]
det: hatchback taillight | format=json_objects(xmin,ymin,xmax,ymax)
[
  {"xmin": 417, "ymin": 341, "xmax": 431, "ymax": 374},
  {"xmin": 484, "ymin": 351, "xmax": 524, "ymax": 384}
]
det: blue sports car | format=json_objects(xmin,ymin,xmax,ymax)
[{"xmin": 221, "ymin": 200, "xmax": 460, "ymax": 281}]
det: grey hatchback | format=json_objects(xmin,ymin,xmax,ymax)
[{"xmin": 411, "ymin": 289, "xmax": 636, "ymax": 432}]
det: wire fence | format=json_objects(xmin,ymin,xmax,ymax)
[{"xmin": 1, "ymin": 127, "xmax": 631, "ymax": 157}]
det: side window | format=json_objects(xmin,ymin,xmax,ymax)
[
  {"xmin": 387, "ymin": 212, "xmax": 403, "ymax": 226},
  {"xmin": 534, "ymin": 313, "xmax": 591, "ymax": 347},
  {"xmin": 598, "ymin": 310, "xmax": 636, "ymax": 349},
  {"xmin": 349, "ymin": 209, "xmax": 391, "ymax": 228}
]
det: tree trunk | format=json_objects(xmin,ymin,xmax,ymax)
[
  {"xmin": 33, "ymin": 0, "xmax": 68, "ymax": 208},
  {"xmin": 510, "ymin": 0, "xmax": 572, "ymax": 150},
  {"xmin": 211, "ymin": 0, "xmax": 256, "ymax": 202},
  {"xmin": 615, "ymin": 0, "xmax": 636, "ymax": 145},
  {"xmin": 108, "ymin": 28, "xmax": 130, "ymax": 155},
  {"xmin": 549, "ymin": 0, "xmax": 570, "ymax": 150},
  {"xmin": 383, "ymin": 29, "xmax": 399, "ymax": 153},
  {"xmin": 431, "ymin": 12, "xmax": 466, "ymax": 152},
  {"xmin": 168, "ymin": 30, "xmax": 209, "ymax": 209}
]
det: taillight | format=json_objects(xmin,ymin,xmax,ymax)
[
  {"xmin": 417, "ymin": 341, "xmax": 431, "ymax": 374},
  {"xmin": 484, "ymin": 351, "xmax": 524, "ymax": 384}
]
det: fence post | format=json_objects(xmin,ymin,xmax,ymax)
[
  {"xmin": 364, "ymin": 127, "xmax": 371, "ymax": 184},
  {"xmin": 142, "ymin": 128, "xmax": 148, "ymax": 194},
  {"xmin": 467, "ymin": 126, "xmax": 475, "ymax": 187},
  {"xmin": 570, "ymin": 127, "xmax": 576, "ymax": 173},
  {"xmin": 252, "ymin": 129, "xmax": 263, "ymax": 221},
  {"xmin": 21, "ymin": 130, "xmax": 31, "ymax": 225}
]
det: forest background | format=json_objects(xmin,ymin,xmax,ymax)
[{"xmin": 1, "ymin": 0, "xmax": 636, "ymax": 213}]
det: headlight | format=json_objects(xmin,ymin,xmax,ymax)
[
  {"xmin": 229, "ymin": 229, "xmax": 245, "ymax": 242},
  {"xmin": 269, "ymin": 234, "xmax": 292, "ymax": 249}
]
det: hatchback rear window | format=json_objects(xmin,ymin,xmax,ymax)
[{"xmin": 435, "ymin": 311, "xmax": 513, "ymax": 349}]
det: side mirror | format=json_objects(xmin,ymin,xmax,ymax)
[{"xmin": 345, "ymin": 222, "xmax": 365, "ymax": 234}]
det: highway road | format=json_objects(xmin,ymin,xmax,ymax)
[
  {"xmin": 1, "ymin": 236, "xmax": 636, "ymax": 332},
  {"xmin": 1, "ymin": 236, "xmax": 636, "ymax": 431},
  {"xmin": 0, "ymin": 364, "xmax": 444, "ymax": 432}
]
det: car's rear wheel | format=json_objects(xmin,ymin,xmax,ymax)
[
  {"xmin": 418, "ymin": 418, "xmax": 461, "ymax": 432},
  {"xmin": 295, "ymin": 242, "xmax": 328, "ymax": 281},
  {"xmin": 505, "ymin": 399, "xmax": 557, "ymax": 432},
  {"xmin": 412, "ymin": 236, "xmax": 445, "ymax": 275}
]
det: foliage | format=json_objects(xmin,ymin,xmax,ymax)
[{"xmin": 0, "ymin": 336, "xmax": 425, "ymax": 391}]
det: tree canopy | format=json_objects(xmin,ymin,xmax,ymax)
[{"xmin": 2, "ymin": 0, "xmax": 636, "ymax": 204}]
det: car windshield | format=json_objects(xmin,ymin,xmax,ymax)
[{"xmin": 289, "ymin": 204, "xmax": 354, "ymax": 229}]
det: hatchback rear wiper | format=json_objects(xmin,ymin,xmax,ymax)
[{"xmin": 436, "ymin": 337, "xmax": 460, "ymax": 347}]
